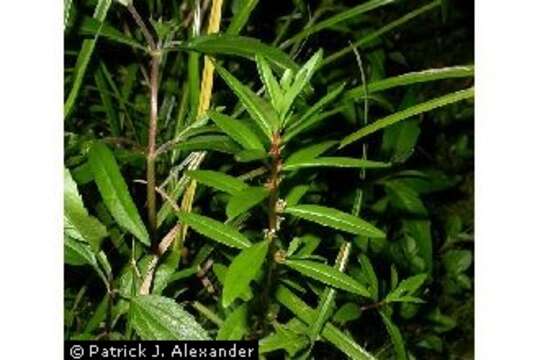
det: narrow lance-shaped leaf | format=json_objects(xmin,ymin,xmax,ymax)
[
  {"xmin": 340, "ymin": 87, "xmax": 474, "ymax": 148},
  {"xmin": 385, "ymin": 273, "xmax": 427, "ymax": 303},
  {"xmin": 284, "ymin": 259, "xmax": 370, "ymax": 297},
  {"xmin": 207, "ymin": 110, "xmax": 265, "ymax": 151},
  {"xmin": 283, "ymin": 157, "xmax": 391, "ymax": 171},
  {"xmin": 217, "ymin": 304, "xmax": 248, "ymax": 340},
  {"xmin": 226, "ymin": 186, "xmax": 270, "ymax": 220},
  {"xmin": 182, "ymin": 34, "xmax": 299, "ymax": 71},
  {"xmin": 88, "ymin": 142, "xmax": 150, "ymax": 246},
  {"xmin": 176, "ymin": 212, "xmax": 251, "ymax": 250},
  {"xmin": 379, "ymin": 311, "xmax": 408, "ymax": 360},
  {"xmin": 285, "ymin": 204, "xmax": 385, "ymax": 238},
  {"xmin": 64, "ymin": 168, "xmax": 107, "ymax": 252},
  {"xmin": 256, "ymin": 55, "xmax": 283, "ymax": 112},
  {"xmin": 309, "ymin": 242, "xmax": 352, "ymax": 341},
  {"xmin": 130, "ymin": 295, "xmax": 210, "ymax": 340},
  {"xmin": 227, "ymin": 0, "xmax": 259, "ymax": 35},
  {"xmin": 223, "ymin": 241, "xmax": 269, "ymax": 307},
  {"xmin": 64, "ymin": 0, "xmax": 112, "ymax": 119},
  {"xmin": 346, "ymin": 65, "xmax": 474, "ymax": 100},
  {"xmin": 275, "ymin": 285, "xmax": 376, "ymax": 360},
  {"xmin": 215, "ymin": 64, "xmax": 280, "ymax": 138},
  {"xmin": 281, "ymin": 0, "xmax": 396, "ymax": 48},
  {"xmin": 186, "ymin": 170, "xmax": 248, "ymax": 195},
  {"xmin": 285, "ymin": 140, "xmax": 337, "ymax": 164}
]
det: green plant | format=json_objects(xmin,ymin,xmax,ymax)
[{"xmin": 65, "ymin": 0, "xmax": 474, "ymax": 358}]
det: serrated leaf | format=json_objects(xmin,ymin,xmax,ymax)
[
  {"xmin": 340, "ymin": 87, "xmax": 474, "ymax": 148},
  {"xmin": 207, "ymin": 110, "xmax": 265, "ymax": 150},
  {"xmin": 174, "ymin": 135, "xmax": 242, "ymax": 154},
  {"xmin": 285, "ymin": 204, "xmax": 385, "ymax": 238},
  {"xmin": 285, "ymin": 141, "xmax": 337, "ymax": 164},
  {"xmin": 187, "ymin": 170, "xmax": 248, "ymax": 195},
  {"xmin": 176, "ymin": 212, "xmax": 251, "ymax": 249},
  {"xmin": 285, "ymin": 185, "xmax": 310, "ymax": 207},
  {"xmin": 216, "ymin": 64, "xmax": 280, "ymax": 138},
  {"xmin": 64, "ymin": 168, "xmax": 107, "ymax": 252},
  {"xmin": 284, "ymin": 259, "xmax": 370, "ymax": 296},
  {"xmin": 64, "ymin": 236, "xmax": 97, "ymax": 267},
  {"xmin": 280, "ymin": 50, "xmax": 323, "ymax": 120},
  {"xmin": 359, "ymin": 254, "xmax": 379, "ymax": 301},
  {"xmin": 235, "ymin": 149, "xmax": 269, "ymax": 162},
  {"xmin": 379, "ymin": 311, "xmax": 408, "ymax": 360},
  {"xmin": 385, "ymin": 273, "xmax": 427, "ymax": 303},
  {"xmin": 217, "ymin": 304, "xmax": 248, "ymax": 340},
  {"xmin": 345, "ymin": 65, "xmax": 474, "ymax": 100},
  {"xmin": 256, "ymin": 55, "xmax": 283, "ymax": 111},
  {"xmin": 283, "ymin": 157, "xmax": 391, "ymax": 171},
  {"xmin": 275, "ymin": 285, "xmax": 375, "ymax": 360},
  {"xmin": 223, "ymin": 241, "xmax": 269, "ymax": 307},
  {"xmin": 260, "ymin": 319, "xmax": 310, "ymax": 356},
  {"xmin": 182, "ymin": 34, "xmax": 298, "ymax": 71},
  {"xmin": 130, "ymin": 295, "xmax": 209, "ymax": 340},
  {"xmin": 226, "ymin": 186, "xmax": 270, "ymax": 219},
  {"xmin": 88, "ymin": 142, "xmax": 149, "ymax": 246},
  {"xmin": 79, "ymin": 17, "xmax": 145, "ymax": 50}
]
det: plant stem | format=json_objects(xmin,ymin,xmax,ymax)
[
  {"xmin": 260, "ymin": 132, "xmax": 283, "ymax": 330},
  {"xmin": 127, "ymin": 3, "xmax": 160, "ymax": 240},
  {"xmin": 146, "ymin": 53, "xmax": 160, "ymax": 238}
]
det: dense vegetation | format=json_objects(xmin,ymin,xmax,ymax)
[{"xmin": 64, "ymin": 0, "xmax": 474, "ymax": 358}]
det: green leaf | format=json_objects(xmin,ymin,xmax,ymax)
[
  {"xmin": 227, "ymin": 0, "xmax": 259, "ymax": 35},
  {"xmin": 64, "ymin": 0, "xmax": 112, "ymax": 119},
  {"xmin": 174, "ymin": 135, "xmax": 242, "ymax": 154},
  {"xmin": 207, "ymin": 110, "xmax": 265, "ymax": 150},
  {"xmin": 285, "ymin": 83, "xmax": 346, "ymax": 135},
  {"xmin": 235, "ymin": 149, "xmax": 268, "ymax": 162},
  {"xmin": 403, "ymin": 220, "xmax": 432, "ymax": 272},
  {"xmin": 386, "ymin": 273, "xmax": 428, "ymax": 303},
  {"xmin": 216, "ymin": 64, "xmax": 280, "ymax": 138},
  {"xmin": 285, "ymin": 185, "xmax": 310, "ymax": 207},
  {"xmin": 275, "ymin": 285, "xmax": 375, "ymax": 360},
  {"xmin": 379, "ymin": 311, "xmax": 408, "ymax": 360},
  {"xmin": 223, "ymin": 241, "xmax": 269, "ymax": 307},
  {"xmin": 64, "ymin": 168, "xmax": 107, "ymax": 252},
  {"xmin": 346, "ymin": 65, "xmax": 474, "ymax": 100},
  {"xmin": 79, "ymin": 17, "xmax": 146, "ymax": 50},
  {"xmin": 64, "ymin": 236, "xmax": 97, "ymax": 267},
  {"xmin": 283, "ymin": 157, "xmax": 391, "ymax": 171},
  {"xmin": 186, "ymin": 170, "xmax": 248, "ymax": 195},
  {"xmin": 280, "ymin": 50, "xmax": 323, "ymax": 119},
  {"xmin": 359, "ymin": 254, "xmax": 379, "ymax": 301},
  {"xmin": 176, "ymin": 212, "xmax": 251, "ymax": 249},
  {"xmin": 443, "ymin": 250, "xmax": 472, "ymax": 274},
  {"xmin": 88, "ymin": 142, "xmax": 150, "ymax": 246},
  {"xmin": 385, "ymin": 180, "xmax": 427, "ymax": 216},
  {"xmin": 333, "ymin": 303, "xmax": 362, "ymax": 325},
  {"xmin": 281, "ymin": 0, "xmax": 396, "ymax": 48},
  {"xmin": 285, "ymin": 141, "xmax": 337, "ymax": 164},
  {"xmin": 94, "ymin": 67, "xmax": 120, "ymax": 136},
  {"xmin": 226, "ymin": 186, "xmax": 270, "ymax": 219},
  {"xmin": 285, "ymin": 204, "xmax": 385, "ymax": 238},
  {"xmin": 284, "ymin": 259, "xmax": 370, "ymax": 296},
  {"xmin": 340, "ymin": 87, "xmax": 474, "ymax": 148},
  {"xmin": 260, "ymin": 320, "xmax": 310, "ymax": 356},
  {"xmin": 182, "ymin": 34, "xmax": 298, "ymax": 71},
  {"xmin": 130, "ymin": 295, "xmax": 209, "ymax": 340},
  {"xmin": 256, "ymin": 55, "xmax": 283, "ymax": 111},
  {"xmin": 217, "ymin": 304, "xmax": 248, "ymax": 340}
]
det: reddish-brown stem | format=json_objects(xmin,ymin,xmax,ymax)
[
  {"xmin": 259, "ymin": 132, "xmax": 282, "ymax": 331},
  {"xmin": 126, "ymin": 3, "xmax": 160, "ymax": 240},
  {"xmin": 146, "ymin": 53, "xmax": 160, "ymax": 239}
]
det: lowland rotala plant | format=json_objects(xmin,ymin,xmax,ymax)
[{"xmin": 64, "ymin": 0, "xmax": 474, "ymax": 358}]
